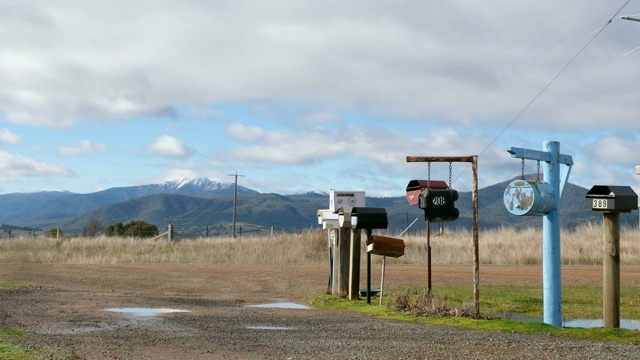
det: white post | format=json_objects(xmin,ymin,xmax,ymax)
[{"xmin": 379, "ymin": 256, "xmax": 386, "ymax": 306}]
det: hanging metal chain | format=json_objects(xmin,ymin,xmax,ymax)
[
  {"xmin": 521, "ymin": 158, "xmax": 525, "ymax": 180},
  {"xmin": 448, "ymin": 162, "xmax": 453, "ymax": 188},
  {"xmin": 427, "ymin": 162, "xmax": 431, "ymax": 188},
  {"xmin": 536, "ymin": 160, "xmax": 541, "ymax": 182}
]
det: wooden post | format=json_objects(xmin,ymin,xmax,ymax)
[
  {"xmin": 338, "ymin": 228, "xmax": 350, "ymax": 297},
  {"xmin": 472, "ymin": 155, "xmax": 480, "ymax": 317},
  {"xmin": 603, "ymin": 212, "xmax": 621, "ymax": 328},
  {"xmin": 348, "ymin": 228, "xmax": 361, "ymax": 300}
]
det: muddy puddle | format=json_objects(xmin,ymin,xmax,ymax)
[
  {"xmin": 246, "ymin": 326, "xmax": 297, "ymax": 330},
  {"xmin": 246, "ymin": 302, "xmax": 310, "ymax": 309},
  {"xmin": 104, "ymin": 307, "xmax": 191, "ymax": 316}
]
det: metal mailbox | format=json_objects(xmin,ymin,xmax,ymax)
[
  {"xmin": 504, "ymin": 180, "xmax": 555, "ymax": 216},
  {"xmin": 418, "ymin": 188, "xmax": 460, "ymax": 222},
  {"xmin": 405, "ymin": 179, "xmax": 449, "ymax": 206},
  {"xmin": 366, "ymin": 235, "xmax": 405, "ymax": 258},
  {"xmin": 317, "ymin": 209, "xmax": 339, "ymax": 229},
  {"xmin": 330, "ymin": 190, "xmax": 365, "ymax": 213},
  {"xmin": 585, "ymin": 185, "xmax": 638, "ymax": 212},
  {"xmin": 350, "ymin": 207, "xmax": 388, "ymax": 230}
]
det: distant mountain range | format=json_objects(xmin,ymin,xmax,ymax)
[
  {"xmin": 0, "ymin": 177, "xmax": 637, "ymax": 237},
  {"xmin": 0, "ymin": 178, "xmax": 257, "ymax": 232}
]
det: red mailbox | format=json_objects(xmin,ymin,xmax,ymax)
[{"xmin": 405, "ymin": 179, "xmax": 449, "ymax": 205}]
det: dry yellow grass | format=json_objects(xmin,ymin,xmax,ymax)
[
  {"xmin": 401, "ymin": 224, "xmax": 640, "ymax": 265},
  {"xmin": 0, "ymin": 224, "xmax": 637, "ymax": 265}
]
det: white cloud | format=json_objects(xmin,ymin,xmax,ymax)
[
  {"xmin": 590, "ymin": 135, "xmax": 639, "ymax": 165},
  {"xmin": 301, "ymin": 111, "xmax": 339, "ymax": 125},
  {"xmin": 0, "ymin": 1, "xmax": 635, "ymax": 131},
  {"xmin": 59, "ymin": 139, "xmax": 108, "ymax": 156},
  {"xmin": 148, "ymin": 135, "xmax": 193, "ymax": 159},
  {"xmin": 0, "ymin": 1, "xmax": 637, "ymax": 196},
  {"xmin": 0, "ymin": 129, "xmax": 20, "ymax": 145},
  {"xmin": 0, "ymin": 150, "xmax": 71, "ymax": 177},
  {"xmin": 226, "ymin": 123, "xmax": 270, "ymax": 143},
  {"xmin": 225, "ymin": 122, "xmax": 489, "ymax": 168}
]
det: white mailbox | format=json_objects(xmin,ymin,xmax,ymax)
[
  {"xmin": 329, "ymin": 190, "xmax": 365, "ymax": 213},
  {"xmin": 317, "ymin": 209, "xmax": 340, "ymax": 229}
]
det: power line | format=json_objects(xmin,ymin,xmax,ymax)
[
  {"xmin": 450, "ymin": 0, "xmax": 633, "ymax": 186},
  {"xmin": 477, "ymin": 0, "xmax": 632, "ymax": 159}
]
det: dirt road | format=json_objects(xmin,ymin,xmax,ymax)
[{"xmin": 1, "ymin": 264, "xmax": 639, "ymax": 359}]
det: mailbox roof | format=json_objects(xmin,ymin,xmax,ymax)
[
  {"xmin": 586, "ymin": 185, "xmax": 638, "ymax": 198},
  {"xmin": 406, "ymin": 179, "xmax": 448, "ymax": 190}
]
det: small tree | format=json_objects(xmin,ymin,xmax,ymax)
[
  {"xmin": 123, "ymin": 220, "xmax": 158, "ymax": 238},
  {"xmin": 45, "ymin": 228, "xmax": 63, "ymax": 238},
  {"xmin": 105, "ymin": 221, "xmax": 158, "ymax": 238},
  {"xmin": 84, "ymin": 220, "xmax": 104, "ymax": 237},
  {"xmin": 105, "ymin": 222, "xmax": 125, "ymax": 237}
]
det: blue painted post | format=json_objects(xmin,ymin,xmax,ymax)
[
  {"xmin": 504, "ymin": 141, "xmax": 573, "ymax": 326},
  {"xmin": 542, "ymin": 141, "xmax": 562, "ymax": 327}
]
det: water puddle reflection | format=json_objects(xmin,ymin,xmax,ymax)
[
  {"xmin": 246, "ymin": 326, "xmax": 296, "ymax": 330},
  {"xmin": 502, "ymin": 313, "xmax": 639, "ymax": 330},
  {"xmin": 563, "ymin": 319, "xmax": 639, "ymax": 330},
  {"xmin": 104, "ymin": 308, "xmax": 191, "ymax": 317},
  {"xmin": 246, "ymin": 302, "xmax": 310, "ymax": 310}
]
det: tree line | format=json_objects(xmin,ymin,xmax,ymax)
[{"xmin": 46, "ymin": 220, "xmax": 159, "ymax": 238}]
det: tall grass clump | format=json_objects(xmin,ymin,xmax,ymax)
[{"xmin": 391, "ymin": 287, "xmax": 484, "ymax": 319}]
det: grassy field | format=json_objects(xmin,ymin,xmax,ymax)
[{"xmin": 0, "ymin": 224, "xmax": 638, "ymax": 265}]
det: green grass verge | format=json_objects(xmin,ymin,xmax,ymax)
[
  {"xmin": 0, "ymin": 329, "xmax": 36, "ymax": 360},
  {"xmin": 0, "ymin": 280, "xmax": 37, "ymax": 359},
  {"xmin": 0, "ymin": 282, "xmax": 74, "ymax": 359},
  {"xmin": 309, "ymin": 284, "xmax": 640, "ymax": 344},
  {"xmin": 0, "ymin": 281, "xmax": 27, "ymax": 290}
]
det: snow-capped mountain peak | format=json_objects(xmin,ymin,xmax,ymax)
[{"xmin": 156, "ymin": 177, "xmax": 222, "ymax": 192}]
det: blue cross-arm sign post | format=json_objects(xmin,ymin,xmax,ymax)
[
  {"xmin": 506, "ymin": 146, "xmax": 574, "ymax": 197},
  {"xmin": 506, "ymin": 141, "xmax": 573, "ymax": 327}
]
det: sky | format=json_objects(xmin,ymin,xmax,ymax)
[{"xmin": 0, "ymin": 0, "xmax": 638, "ymax": 198}]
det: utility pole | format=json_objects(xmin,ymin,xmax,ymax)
[{"xmin": 227, "ymin": 171, "xmax": 245, "ymax": 238}]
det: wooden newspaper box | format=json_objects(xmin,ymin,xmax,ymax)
[{"xmin": 367, "ymin": 235, "xmax": 405, "ymax": 258}]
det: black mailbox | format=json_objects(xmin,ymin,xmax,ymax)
[
  {"xmin": 585, "ymin": 185, "xmax": 638, "ymax": 212},
  {"xmin": 419, "ymin": 188, "xmax": 460, "ymax": 222},
  {"xmin": 350, "ymin": 207, "xmax": 388, "ymax": 229}
]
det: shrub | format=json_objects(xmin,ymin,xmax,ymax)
[{"xmin": 105, "ymin": 221, "xmax": 158, "ymax": 238}]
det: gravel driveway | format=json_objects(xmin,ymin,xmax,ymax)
[{"xmin": 1, "ymin": 264, "xmax": 639, "ymax": 359}]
